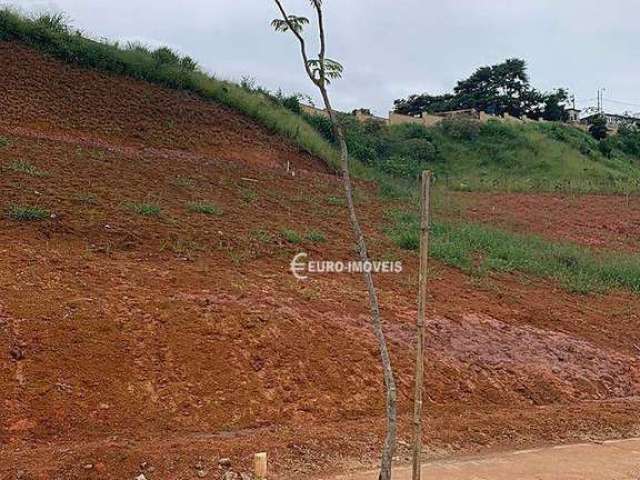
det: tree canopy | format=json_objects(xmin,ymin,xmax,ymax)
[{"xmin": 394, "ymin": 58, "xmax": 568, "ymax": 121}]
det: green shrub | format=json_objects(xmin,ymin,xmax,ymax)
[
  {"xmin": 439, "ymin": 118, "xmax": 481, "ymax": 140},
  {"xmin": 186, "ymin": 201, "xmax": 222, "ymax": 215},
  {"xmin": 0, "ymin": 137, "xmax": 9, "ymax": 148},
  {"xmin": 8, "ymin": 205, "xmax": 49, "ymax": 221}
]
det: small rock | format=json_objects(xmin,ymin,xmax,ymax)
[
  {"xmin": 223, "ymin": 472, "xmax": 239, "ymax": 480},
  {"xmin": 135, "ymin": 474, "xmax": 148, "ymax": 480},
  {"xmin": 196, "ymin": 470, "xmax": 208, "ymax": 478},
  {"xmin": 240, "ymin": 473, "xmax": 253, "ymax": 480},
  {"xmin": 10, "ymin": 347, "xmax": 24, "ymax": 361},
  {"xmin": 218, "ymin": 458, "xmax": 232, "ymax": 468},
  {"xmin": 83, "ymin": 463, "xmax": 94, "ymax": 470}
]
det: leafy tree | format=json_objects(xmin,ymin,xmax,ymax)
[
  {"xmin": 589, "ymin": 115, "xmax": 609, "ymax": 140},
  {"xmin": 394, "ymin": 58, "xmax": 568, "ymax": 121},
  {"xmin": 272, "ymin": 2, "xmax": 398, "ymax": 479}
]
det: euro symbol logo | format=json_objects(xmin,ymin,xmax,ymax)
[{"xmin": 290, "ymin": 252, "xmax": 308, "ymax": 280}]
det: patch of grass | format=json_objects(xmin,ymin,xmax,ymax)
[
  {"xmin": 387, "ymin": 209, "xmax": 640, "ymax": 293},
  {"xmin": 161, "ymin": 238, "xmax": 203, "ymax": 258},
  {"xmin": 327, "ymin": 195, "xmax": 345, "ymax": 206},
  {"xmin": 126, "ymin": 202, "xmax": 161, "ymax": 217},
  {"xmin": 72, "ymin": 192, "xmax": 97, "ymax": 204},
  {"xmin": 281, "ymin": 228, "xmax": 303, "ymax": 244},
  {"xmin": 186, "ymin": 201, "xmax": 222, "ymax": 216},
  {"xmin": 0, "ymin": 136, "xmax": 9, "ymax": 148},
  {"xmin": 251, "ymin": 229, "xmax": 273, "ymax": 244},
  {"xmin": 8, "ymin": 160, "xmax": 47, "ymax": 177},
  {"xmin": 173, "ymin": 176, "xmax": 195, "ymax": 189},
  {"xmin": 305, "ymin": 230, "xmax": 326, "ymax": 243},
  {"xmin": 240, "ymin": 188, "xmax": 258, "ymax": 204},
  {"xmin": 8, "ymin": 205, "xmax": 49, "ymax": 221}
]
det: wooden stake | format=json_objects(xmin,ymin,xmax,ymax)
[
  {"xmin": 254, "ymin": 452, "xmax": 268, "ymax": 479},
  {"xmin": 412, "ymin": 170, "xmax": 432, "ymax": 480}
]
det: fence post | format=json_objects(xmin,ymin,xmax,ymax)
[{"xmin": 412, "ymin": 170, "xmax": 432, "ymax": 480}]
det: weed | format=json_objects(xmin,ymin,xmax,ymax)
[
  {"xmin": 8, "ymin": 205, "xmax": 49, "ymax": 221},
  {"xmin": 281, "ymin": 228, "xmax": 302, "ymax": 244},
  {"xmin": 9, "ymin": 160, "xmax": 47, "ymax": 177},
  {"xmin": 251, "ymin": 229, "xmax": 273, "ymax": 243},
  {"xmin": 161, "ymin": 238, "xmax": 203, "ymax": 258},
  {"xmin": 327, "ymin": 195, "xmax": 345, "ymax": 206},
  {"xmin": 73, "ymin": 192, "xmax": 97, "ymax": 204},
  {"xmin": 172, "ymin": 176, "xmax": 196, "ymax": 189},
  {"xmin": 0, "ymin": 137, "xmax": 9, "ymax": 148},
  {"xmin": 126, "ymin": 202, "xmax": 161, "ymax": 217},
  {"xmin": 240, "ymin": 188, "xmax": 258, "ymax": 203},
  {"xmin": 186, "ymin": 201, "xmax": 222, "ymax": 215},
  {"xmin": 305, "ymin": 230, "xmax": 326, "ymax": 243}
]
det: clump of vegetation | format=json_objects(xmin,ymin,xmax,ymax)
[
  {"xmin": 8, "ymin": 205, "xmax": 49, "ymax": 221},
  {"xmin": 126, "ymin": 202, "xmax": 161, "ymax": 217},
  {"xmin": 240, "ymin": 188, "xmax": 258, "ymax": 203},
  {"xmin": 186, "ymin": 201, "xmax": 222, "ymax": 215},
  {"xmin": 9, "ymin": 160, "xmax": 47, "ymax": 177},
  {"xmin": 0, "ymin": 9, "xmax": 341, "ymax": 170},
  {"xmin": 305, "ymin": 230, "xmax": 326, "ymax": 243},
  {"xmin": 305, "ymin": 113, "xmax": 440, "ymax": 178},
  {"xmin": 281, "ymin": 228, "xmax": 302, "ymax": 244},
  {"xmin": 387, "ymin": 209, "xmax": 640, "ymax": 293},
  {"xmin": 72, "ymin": 192, "xmax": 98, "ymax": 204},
  {"xmin": 327, "ymin": 195, "xmax": 345, "ymax": 206},
  {"xmin": 173, "ymin": 176, "xmax": 196, "ymax": 189},
  {"xmin": 0, "ymin": 136, "xmax": 9, "ymax": 148},
  {"xmin": 251, "ymin": 229, "xmax": 273, "ymax": 244}
]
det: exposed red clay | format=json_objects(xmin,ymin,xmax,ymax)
[{"xmin": 1, "ymin": 42, "xmax": 639, "ymax": 479}]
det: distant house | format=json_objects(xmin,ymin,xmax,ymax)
[
  {"xmin": 566, "ymin": 108, "xmax": 581, "ymax": 123},
  {"xmin": 581, "ymin": 112, "xmax": 640, "ymax": 130}
]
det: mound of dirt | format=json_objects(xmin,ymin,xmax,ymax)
[{"xmin": 1, "ymin": 42, "xmax": 640, "ymax": 480}]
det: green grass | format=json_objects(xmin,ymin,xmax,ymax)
[
  {"xmin": 305, "ymin": 230, "xmax": 326, "ymax": 243},
  {"xmin": 327, "ymin": 195, "xmax": 345, "ymax": 206},
  {"xmin": 387, "ymin": 209, "xmax": 640, "ymax": 293},
  {"xmin": 126, "ymin": 202, "xmax": 161, "ymax": 217},
  {"xmin": 173, "ymin": 176, "xmax": 196, "ymax": 189},
  {"xmin": 251, "ymin": 229, "xmax": 273, "ymax": 244},
  {"xmin": 0, "ymin": 9, "xmax": 341, "ymax": 171},
  {"xmin": 425, "ymin": 120, "xmax": 640, "ymax": 193},
  {"xmin": 8, "ymin": 160, "xmax": 47, "ymax": 177},
  {"xmin": 186, "ymin": 201, "xmax": 222, "ymax": 215},
  {"xmin": 0, "ymin": 136, "xmax": 8, "ymax": 148},
  {"xmin": 8, "ymin": 205, "xmax": 49, "ymax": 221},
  {"xmin": 281, "ymin": 228, "xmax": 303, "ymax": 244}
]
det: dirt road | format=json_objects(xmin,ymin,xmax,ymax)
[{"xmin": 330, "ymin": 438, "xmax": 640, "ymax": 480}]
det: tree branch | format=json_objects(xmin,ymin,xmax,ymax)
[{"xmin": 273, "ymin": 0, "xmax": 319, "ymax": 86}]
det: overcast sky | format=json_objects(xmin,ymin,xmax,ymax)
[{"xmin": 8, "ymin": 0, "xmax": 640, "ymax": 117}]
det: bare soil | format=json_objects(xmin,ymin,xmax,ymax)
[
  {"xmin": 450, "ymin": 191, "xmax": 640, "ymax": 252},
  {"xmin": 1, "ymin": 42, "xmax": 640, "ymax": 479}
]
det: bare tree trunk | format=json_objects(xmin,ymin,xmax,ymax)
[{"xmin": 318, "ymin": 88, "xmax": 397, "ymax": 480}]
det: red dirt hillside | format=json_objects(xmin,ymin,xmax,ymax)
[{"xmin": 1, "ymin": 41, "xmax": 640, "ymax": 480}]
